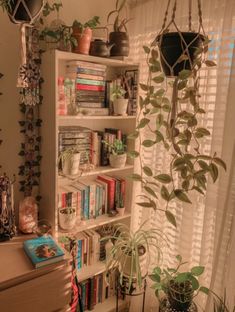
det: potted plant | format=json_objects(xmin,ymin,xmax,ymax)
[
  {"xmin": 102, "ymin": 138, "xmax": 127, "ymax": 168},
  {"xmin": 0, "ymin": 0, "xmax": 44, "ymax": 24},
  {"xmin": 58, "ymin": 146, "xmax": 81, "ymax": 176},
  {"xmin": 150, "ymin": 255, "xmax": 209, "ymax": 311},
  {"xmin": 58, "ymin": 206, "xmax": 76, "ymax": 231},
  {"xmin": 71, "ymin": 16, "xmax": 100, "ymax": 55},
  {"xmin": 111, "ymin": 84, "xmax": 128, "ymax": 116},
  {"xmin": 103, "ymin": 221, "xmax": 164, "ymax": 292},
  {"xmin": 116, "ymin": 193, "xmax": 125, "ymax": 216},
  {"xmin": 107, "ymin": 0, "xmax": 131, "ymax": 57}
]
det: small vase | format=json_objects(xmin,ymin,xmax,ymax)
[
  {"xmin": 116, "ymin": 207, "xmax": 125, "ymax": 216},
  {"xmin": 62, "ymin": 153, "xmax": 80, "ymax": 175},
  {"xmin": 113, "ymin": 99, "xmax": 128, "ymax": 116},
  {"xmin": 109, "ymin": 153, "xmax": 127, "ymax": 168}
]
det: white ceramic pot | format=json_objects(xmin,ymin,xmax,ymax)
[
  {"xmin": 109, "ymin": 153, "xmax": 127, "ymax": 168},
  {"xmin": 62, "ymin": 153, "xmax": 80, "ymax": 175},
  {"xmin": 113, "ymin": 98, "xmax": 128, "ymax": 116},
  {"xmin": 122, "ymin": 248, "xmax": 148, "ymax": 279},
  {"xmin": 116, "ymin": 207, "xmax": 125, "ymax": 216},
  {"xmin": 58, "ymin": 208, "xmax": 76, "ymax": 230}
]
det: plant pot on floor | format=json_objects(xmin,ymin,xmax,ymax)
[
  {"xmin": 72, "ymin": 27, "xmax": 92, "ymax": 54},
  {"xmin": 109, "ymin": 31, "xmax": 129, "ymax": 57},
  {"xmin": 7, "ymin": 0, "xmax": 44, "ymax": 24},
  {"xmin": 109, "ymin": 153, "xmax": 127, "ymax": 168},
  {"xmin": 58, "ymin": 208, "xmax": 76, "ymax": 231},
  {"xmin": 156, "ymin": 32, "xmax": 205, "ymax": 77},
  {"xmin": 62, "ymin": 153, "xmax": 80, "ymax": 176},
  {"xmin": 113, "ymin": 99, "xmax": 128, "ymax": 116}
]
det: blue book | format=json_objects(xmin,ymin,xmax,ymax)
[{"xmin": 23, "ymin": 235, "xmax": 65, "ymax": 268}]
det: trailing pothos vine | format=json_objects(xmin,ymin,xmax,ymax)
[
  {"xmin": 18, "ymin": 28, "xmax": 43, "ymax": 201},
  {"xmin": 128, "ymin": 40, "xmax": 226, "ymax": 228}
]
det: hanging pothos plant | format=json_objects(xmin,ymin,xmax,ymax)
[{"xmin": 129, "ymin": 39, "xmax": 226, "ymax": 228}]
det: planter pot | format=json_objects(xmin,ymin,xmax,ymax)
[
  {"xmin": 113, "ymin": 98, "xmax": 128, "ymax": 116},
  {"xmin": 159, "ymin": 297, "xmax": 198, "ymax": 312},
  {"xmin": 62, "ymin": 153, "xmax": 80, "ymax": 175},
  {"xmin": 58, "ymin": 208, "xmax": 76, "ymax": 231},
  {"xmin": 116, "ymin": 207, "xmax": 125, "ymax": 216},
  {"xmin": 109, "ymin": 31, "xmax": 129, "ymax": 57},
  {"xmin": 72, "ymin": 27, "xmax": 92, "ymax": 55},
  {"xmin": 8, "ymin": 0, "xmax": 44, "ymax": 24},
  {"xmin": 109, "ymin": 153, "xmax": 127, "ymax": 168},
  {"xmin": 121, "ymin": 246, "xmax": 147, "ymax": 279},
  {"xmin": 156, "ymin": 32, "xmax": 204, "ymax": 77}
]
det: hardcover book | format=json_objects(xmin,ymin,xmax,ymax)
[{"xmin": 23, "ymin": 235, "xmax": 65, "ymax": 268}]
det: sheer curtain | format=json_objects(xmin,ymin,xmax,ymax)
[{"xmin": 128, "ymin": 0, "xmax": 235, "ymax": 310}]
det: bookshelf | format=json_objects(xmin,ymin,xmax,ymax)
[{"xmin": 40, "ymin": 50, "xmax": 139, "ymax": 310}]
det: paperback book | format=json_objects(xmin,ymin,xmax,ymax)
[{"xmin": 23, "ymin": 235, "xmax": 65, "ymax": 268}]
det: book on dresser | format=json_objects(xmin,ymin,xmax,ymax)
[{"xmin": 23, "ymin": 236, "xmax": 65, "ymax": 268}]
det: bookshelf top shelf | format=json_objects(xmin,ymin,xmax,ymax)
[{"xmin": 54, "ymin": 50, "xmax": 139, "ymax": 67}]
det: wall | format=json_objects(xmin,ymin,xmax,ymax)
[{"xmin": 0, "ymin": 0, "xmax": 115, "ymax": 222}]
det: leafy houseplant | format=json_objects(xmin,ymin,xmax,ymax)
[
  {"xmin": 212, "ymin": 290, "xmax": 235, "ymax": 312},
  {"xmin": 150, "ymin": 255, "xmax": 209, "ymax": 311},
  {"xmin": 128, "ymin": 37, "xmax": 226, "ymax": 228},
  {"xmin": 103, "ymin": 221, "xmax": 164, "ymax": 292},
  {"xmin": 107, "ymin": 0, "xmax": 131, "ymax": 57},
  {"xmin": 102, "ymin": 138, "xmax": 127, "ymax": 168},
  {"xmin": 111, "ymin": 85, "xmax": 128, "ymax": 116},
  {"xmin": 58, "ymin": 206, "xmax": 76, "ymax": 231},
  {"xmin": 72, "ymin": 16, "xmax": 100, "ymax": 55},
  {"xmin": 58, "ymin": 146, "xmax": 81, "ymax": 176}
]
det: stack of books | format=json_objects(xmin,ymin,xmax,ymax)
[
  {"xmin": 78, "ymin": 270, "xmax": 116, "ymax": 311},
  {"xmin": 57, "ymin": 176, "xmax": 126, "ymax": 222},
  {"xmin": 66, "ymin": 61, "xmax": 109, "ymax": 116}
]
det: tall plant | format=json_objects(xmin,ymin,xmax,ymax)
[{"xmin": 129, "ymin": 40, "xmax": 226, "ymax": 227}]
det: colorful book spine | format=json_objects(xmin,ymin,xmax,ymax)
[
  {"xmin": 76, "ymin": 78, "xmax": 105, "ymax": 86},
  {"xmin": 76, "ymin": 67, "xmax": 106, "ymax": 76},
  {"xmin": 97, "ymin": 175, "xmax": 115, "ymax": 212},
  {"xmin": 76, "ymin": 84, "xmax": 105, "ymax": 92}
]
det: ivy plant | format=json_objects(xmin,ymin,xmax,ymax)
[{"xmin": 129, "ymin": 40, "xmax": 226, "ymax": 227}]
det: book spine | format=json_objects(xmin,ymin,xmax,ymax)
[
  {"xmin": 77, "ymin": 190, "xmax": 82, "ymax": 221},
  {"xmin": 76, "ymin": 84, "xmax": 105, "ymax": 92},
  {"xmin": 76, "ymin": 67, "xmax": 106, "ymax": 76},
  {"xmin": 88, "ymin": 277, "xmax": 95, "ymax": 310},
  {"xmin": 95, "ymin": 185, "xmax": 99, "ymax": 218},
  {"xmin": 76, "ymin": 102, "xmax": 104, "ymax": 108},
  {"xmin": 97, "ymin": 176, "xmax": 115, "ymax": 212},
  {"xmin": 77, "ymin": 239, "xmax": 82, "ymax": 269},
  {"xmin": 84, "ymin": 186, "xmax": 89, "ymax": 220},
  {"xmin": 76, "ymin": 78, "xmax": 105, "ymax": 86},
  {"xmin": 77, "ymin": 73, "xmax": 105, "ymax": 81},
  {"xmin": 67, "ymin": 60, "xmax": 106, "ymax": 70},
  {"xmin": 89, "ymin": 184, "xmax": 96, "ymax": 219}
]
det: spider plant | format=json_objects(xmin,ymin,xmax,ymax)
[
  {"xmin": 212, "ymin": 290, "xmax": 235, "ymax": 312},
  {"xmin": 103, "ymin": 221, "xmax": 166, "ymax": 291}
]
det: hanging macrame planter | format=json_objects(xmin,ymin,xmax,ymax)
[
  {"xmin": 7, "ymin": 0, "xmax": 44, "ymax": 24},
  {"xmin": 156, "ymin": 0, "xmax": 206, "ymax": 77}
]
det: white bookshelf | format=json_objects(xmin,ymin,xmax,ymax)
[{"xmin": 40, "ymin": 50, "xmax": 138, "ymax": 311}]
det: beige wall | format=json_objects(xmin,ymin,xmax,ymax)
[{"xmin": 0, "ymin": 0, "xmax": 115, "ymax": 222}]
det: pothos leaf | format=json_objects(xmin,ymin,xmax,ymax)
[
  {"xmin": 143, "ymin": 166, "xmax": 153, "ymax": 176},
  {"xmin": 165, "ymin": 210, "xmax": 177, "ymax": 228},
  {"xmin": 144, "ymin": 186, "xmax": 158, "ymax": 198},
  {"xmin": 213, "ymin": 157, "xmax": 227, "ymax": 171}
]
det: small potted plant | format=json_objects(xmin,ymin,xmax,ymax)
[
  {"xmin": 58, "ymin": 146, "xmax": 81, "ymax": 176},
  {"xmin": 72, "ymin": 16, "xmax": 100, "ymax": 55},
  {"xmin": 102, "ymin": 139, "xmax": 127, "ymax": 168},
  {"xmin": 116, "ymin": 194, "xmax": 125, "ymax": 216},
  {"xmin": 150, "ymin": 255, "xmax": 209, "ymax": 311},
  {"xmin": 58, "ymin": 206, "xmax": 76, "ymax": 231},
  {"xmin": 107, "ymin": 0, "xmax": 131, "ymax": 57},
  {"xmin": 111, "ymin": 85, "xmax": 128, "ymax": 116},
  {"xmin": 103, "ymin": 221, "xmax": 164, "ymax": 292}
]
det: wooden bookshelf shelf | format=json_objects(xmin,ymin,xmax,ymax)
[
  {"xmin": 58, "ymin": 164, "xmax": 134, "ymax": 182},
  {"xmin": 58, "ymin": 212, "xmax": 131, "ymax": 237},
  {"xmin": 58, "ymin": 115, "xmax": 136, "ymax": 122},
  {"xmin": 77, "ymin": 261, "xmax": 106, "ymax": 281}
]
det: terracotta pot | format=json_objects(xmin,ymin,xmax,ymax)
[
  {"xmin": 72, "ymin": 27, "xmax": 92, "ymax": 55},
  {"xmin": 109, "ymin": 153, "xmax": 127, "ymax": 168},
  {"xmin": 113, "ymin": 98, "xmax": 128, "ymax": 116}
]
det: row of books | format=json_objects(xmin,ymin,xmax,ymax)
[
  {"xmin": 58, "ymin": 175, "xmax": 126, "ymax": 221},
  {"xmin": 78, "ymin": 270, "xmax": 116, "ymax": 311},
  {"xmin": 58, "ymin": 126, "xmax": 127, "ymax": 169}
]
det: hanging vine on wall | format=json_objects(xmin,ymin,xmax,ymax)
[{"xmin": 18, "ymin": 28, "xmax": 43, "ymax": 201}]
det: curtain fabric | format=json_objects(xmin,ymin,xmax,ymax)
[{"xmin": 128, "ymin": 0, "xmax": 235, "ymax": 310}]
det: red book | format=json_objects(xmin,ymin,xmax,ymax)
[
  {"xmin": 97, "ymin": 175, "xmax": 116, "ymax": 212},
  {"xmin": 93, "ymin": 275, "xmax": 97, "ymax": 305},
  {"xmin": 76, "ymin": 84, "xmax": 105, "ymax": 92}
]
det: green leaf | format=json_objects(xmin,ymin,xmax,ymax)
[
  {"xmin": 144, "ymin": 186, "xmax": 158, "ymax": 198},
  {"xmin": 140, "ymin": 83, "xmax": 149, "ymax": 91},
  {"xmin": 213, "ymin": 157, "xmax": 227, "ymax": 171},
  {"xmin": 209, "ymin": 163, "xmax": 219, "ymax": 182},
  {"xmin": 155, "ymin": 89, "xmax": 165, "ymax": 96},
  {"xmin": 174, "ymin": 189, "xmax": 192, "ymax": 204},
  {"xmin": 189, "ymin": 275, "xmax": 200, "ymax": 290},
  {"xmin": 156, "ymin": 114, "xmax": 164, "ymax": 129},
  {"xmin": 179, "ymin": 69, "xmax": 192, "ymax": 80},
  {"xmin": 191, "ymin": 266, "xmax": 205, "ymax": 276},
  {"xmin": 137, "ymin": 118, "xmax": 150, "ymax": 129},
  {"xmin": 150, "ymin": 64, "xmax": 161, "ymax": 73},
  {"xmin": 142, "ymin": 140, "xmax": 155, "ymax": 147},
  {"xmin": 128, "ymin": 131, "xmax": 139, "ymax": 139},
  {"xmin": 173, "ymin": 158, "xmax": 186, "ymax": 168},
  {"xmin": 143, "ymin": 45, "xmax": 150, "ymax": 54},
  {"xmin": 205, "ymin": 60, "xmax": 216, "ymax": 67},
  {"xmin": 153, "ymin": 267, "xmax": 161, "ymax": 275},
  {"xmin": 152, "ymin": 75, "xmax": 165, "ymax": 84},
  {"xmin": 154, "ymin": 174, "xmax": 172, "ymax": 184},
  {"xmin": 177, "ymin": 54, "xmax": 189, "ymax": 63},
  {"xmin": 143, "ymin": 166, "xmax": 153, "ymax": 176},
  {"xmin": 136, "ymin": 202, "xmax": 153, "ymax": 208},
  {"xmin": 195, "ymin": 127, "xmax": 210, "ymax": 136},
  {"xmin": 165, "ymin": 210, "xmax": 177, "ymax": 228},
  {"xmin": 161, "ymin": 185, "xmax": 170, "ymax": 201},
  {"xmin": 155, "ymin": 130, "xmax": 164, "ymax": 142},
  {"xmin": 199, "ymin": 286, "xmax": 209, "ymax": 295},
  {"xmin": 130, "ymin": 174, "xmax": 142, "ymax": 181},
  {"xmin": 175, "ymin": 272, "xmax": 190, "ymax": 283},
  {"xmin": 187, "ymin": 116, "xmax": 197, "ymax": 127},
  {"xmin": 192, "ymin": 186, "xmax": 205, "ymax": 195},
  {"xmin": 178, "ymin": 80, "xmax": 188, "ymax": 90},
  {"xmin": 176, "ymin": 254, "xmax": 182, "ymax": 262},
  {"xmin": 198, "ymin": 160, "xmax": 209, "ymax": 170},
  {"xmin": 128, "ymin": 151, "xmax": 139, "ymax": 158},
  {"xmin": 149, "ymin": 274, "xmax": 160, "ymax": 282}
]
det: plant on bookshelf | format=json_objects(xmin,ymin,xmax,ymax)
[
  {"xmin": 111, "ymin": 84, "xmax": 128, "ymax": 116},
  {"xmin": 58, "ymin": 145, "xmax": 81, "ymax": 175},
  {"xmin": 58, "ymin": 206, "xmax": 76, "ymax": 231},
  {"xmin": 102, "ymin": 139, "xmax": 127, "ymax": 169}
]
